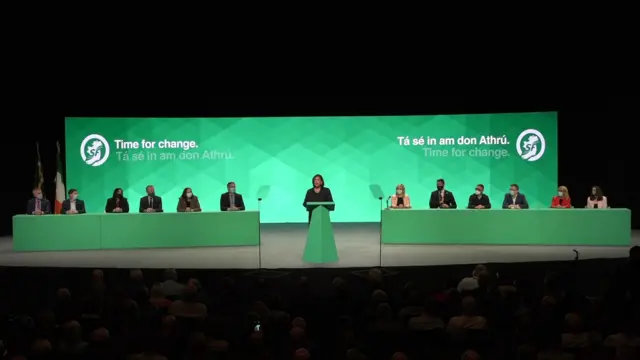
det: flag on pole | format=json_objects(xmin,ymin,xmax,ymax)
[
  {"xmin": 55, "ymin": 141, "xmax": 66, "ymax": 214},
  {"xmin": 34, "ymin": 142, "xmax": 44, "ymax": 191}
]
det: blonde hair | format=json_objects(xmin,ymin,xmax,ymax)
[
  {"xmin": 396, "ymin": 184, "xmax": 406, "ymax": 197},
  {"xmin": 558, "ymin": 186, "xmax": 570, "ymax": 199}
]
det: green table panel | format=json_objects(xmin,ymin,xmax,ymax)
[
  {"xmin": 381, "ymin": 209, "xmax": 631, "ymax": 246},
  {"xmin": 100, "ymin": 211, "xmax": 260, "ymax": 249},
  {"xmin": 13, "ymin": 215, "xmax": 102, "ymax": 251}
]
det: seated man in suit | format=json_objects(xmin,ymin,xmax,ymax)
[
  {"xmin": 27, "ymin": 187, "xmax": 51, "ymax": 215},
  {"xmin": 502, "ymin": 183, "xmax": 529, "ymax": 209},
  {"xmin": 139, "ymin": 185, "xmax": 163, "ymax": 213},
  {"xmin": 62, "ymin": 188, "xmax": 86, "ymax": 214},
  {"xmin": 220, "ymin": 181, "xmax": 245, "ymax": 211},
  {"xmin": 429, "ymin": 178, "xmax": 457, "ymax": 209}
]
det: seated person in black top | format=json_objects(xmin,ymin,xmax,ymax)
[
  {"xmin": 468, "ymin": 184, "xmax": 491, "ymax": 209},
  {"xmin": 303, "ymin": 174, "xmax": 334, "ymax": 223},
  {"xmin": 220, "ymin": 181, "xmax": 245, "ymax": 211},
  {"xmin": 105, "ymin": 187, "xmax": 130, "ymax": 213},
  {"xmin": 429, "ymin": 178, "xmax": 457, "ymax": 209},
  {"xmin": 139, "ymin": 185, "xmax": 163, "ymax": 213}
]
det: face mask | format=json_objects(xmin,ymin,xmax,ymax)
[
  {"xmin": 475, "ymin": 190, "xmax": 481, "ymax": 196},
  {"xmin": 117, "ymin": 193, "xmax": 123, "ymax": 198},
  {"xmin": 71, "ymin": 194, "xmax": 78, "ymax": 200},
  {"xmin": 396, "ymin": 189, "xmax": 402, "ymax": 195},
  {"xmin": 558, "ymin": 191, "xmax": 563, "ymax": 197},
  {"xmin": 186, "ymin": 192, "xmax": 192, "ymax": 198},
  {"xmin": 229, "ymin": 188, "xmax": 236, "ymax": 193},
  {"xmin": 510, "ymin": 190, "xmax": 516, "ymax": 196},
  {"xmin": 592, "ymin": 190, "xmax": 596, "ymax": 195},
  {"xmin": 437, "ymin": 185, "xmax": 443, "ymax": 191},
  {"xmin": 35, "ymin": 194, "xmax": 42, "ymax": 199}
]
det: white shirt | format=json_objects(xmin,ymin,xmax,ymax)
[{"xmin": 70, "ymin": 201, "xmax": 76, "ymax": 211}]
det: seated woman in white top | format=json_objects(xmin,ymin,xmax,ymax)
[
  {"xmin": 586, "ymin": 185, "xmax": 608, "ymax": 209},
  {"xmin": 390, "ymin": 184, "xmax": 411, "ymax": 209}
]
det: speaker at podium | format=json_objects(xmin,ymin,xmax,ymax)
[{"xmin": 303, "ymin": 202, "xmax": 338, "ymax": 263}]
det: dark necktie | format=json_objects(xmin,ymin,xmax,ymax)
[{"xmin": 149, "ymin": 197, "xmax": 153, "ymax": 208}]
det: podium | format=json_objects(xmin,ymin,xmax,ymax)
[{"xmin": 303, "ymin": 202, "xmax": 338, "ymax": 263}]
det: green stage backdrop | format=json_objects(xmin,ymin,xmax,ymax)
[{"xmin": 65, "ymin": 113, "xmax": 557, "ymax": 223}]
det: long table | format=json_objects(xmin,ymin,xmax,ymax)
[
  {"xmin": 12, "ymin": 211, "xmax": 260, "ymax": 252},
  {"xmin": 381, "ymin": 209, "xmax": 631, "ymax": 246}
]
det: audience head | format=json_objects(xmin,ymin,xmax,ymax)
[
  {"xmin": 30, "ymin": 338, "xmax": 52, "ymax": 356},
  {"xmin": 91, "ymin": 327, "xmax": 110, "ymax": 342},
  {"xmin": 92, "ymin": 269, "xmax": 103, "ymax": 281},
  {"xmin": 391, "ymin": 352, "xmax": 408, "ymax": 360},
  {"xmin": 294, "ymin": 348, "xmax": 311, "ymax": 360},
  {"xmin": 472, "ymin": 264, "xmax": 487, "ymax": 278},
  {"xmin": 564, "ymin": 313, "xmax": 583, "ymax": 333},
  {"xmin": 150, "ymin": 283, "xmax": 164, "ymax": 297},
  {"xmin": 368, "ymin": 268, "xmax": 383, "ymax": 285},
  {"xmin": 187, "ymin": 278, "xmax": 202, "ymax": 290},
  {"xmin": 461, "ymin": 350, "xmax": 480, "ymax": 360},
  {"xmin": 292, "ymin": 316, "xmax": 307, "ymax": 329},
  {"xmin": 333, "ymin": 277, "xmax": 346, "ymax": 290},
  {"xmin": 56, "ymin": 288, "xmax": 71, "ymax": 300},
  {"xmin": 372, "ymin": 289, "xmax": 388, "ymax": 303},
  {"xmin": 163, "ymin": 268, "xmax": 178, "ymax": 281}
]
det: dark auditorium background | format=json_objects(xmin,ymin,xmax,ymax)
[{"xmin": 1, "ymin": 96, "xmax": 636, "ymax": 236}]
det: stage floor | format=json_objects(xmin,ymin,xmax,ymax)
[{"xmin": 0, "ymin": 223, "xmax": 637, "ymax": 269}]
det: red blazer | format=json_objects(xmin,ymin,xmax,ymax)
[{"xmin": 551, "ymin": 196, "xmax": 571, "ymax": 208}]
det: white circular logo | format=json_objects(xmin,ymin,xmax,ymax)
[
  {"xmin": 80, "ymin": 134, "xmax": 110, "ymax": 166},
  {"xmin": 516, "ymin": 129, "xmax": 545, "ymax": 162}
]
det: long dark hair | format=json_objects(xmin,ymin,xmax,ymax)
[
  {"xmin": 181, "ymin": 187, "xmax": 193, "ymax": 199},
  {"xmin": 312, "ymin": 174, "xmax": 325, "ymax": 188},
  {"xmin": 112, "ymin": 188, "xmax": 123, "ymax": 199},
  {"xmin": 590, "ymin": 186, "xmax": 604, "ymax": 201}
]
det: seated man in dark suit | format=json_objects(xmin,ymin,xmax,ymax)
[
  {"xmin": 429, "ymin": 178, "xmax": 457, "ymax": 209},
  {"xmin": 502, "ymin": 183, "xmax": 529, "ymax": 209},
  {"xmin": 139, "ymin": 185, "xmax": 163, "ymax": 213},
  {"xmin": 27, "ymin": 187, "xmax": 51, "ymax": 215},
  {"xmin": 220, "ymin": 181, "xmax": 245, "ymax": 211},
  {"xmin": 62, "ymin": 188, "xmax": 86, "ymax": 214}
]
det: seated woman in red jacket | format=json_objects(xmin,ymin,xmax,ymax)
[{"xmin": 551, "ymin": 186, "xmax": 571, "ymax": 208}]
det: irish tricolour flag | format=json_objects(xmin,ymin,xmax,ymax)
[{"xmin": 55, "ymin": 141, "xmax": 65, "ymax": 214}]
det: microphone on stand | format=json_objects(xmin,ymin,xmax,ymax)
[{"xmin": 386, "ymin": 196, "xmax": 391, "ymax": 209}]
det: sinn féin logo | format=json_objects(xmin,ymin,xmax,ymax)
[
  {"xmin": 80, "ymin": 134, "xmax": 110, "ymax": 166},
  {"xmin": 516, "ymin": 129, "xmax": 545, "ymax": 162}
]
